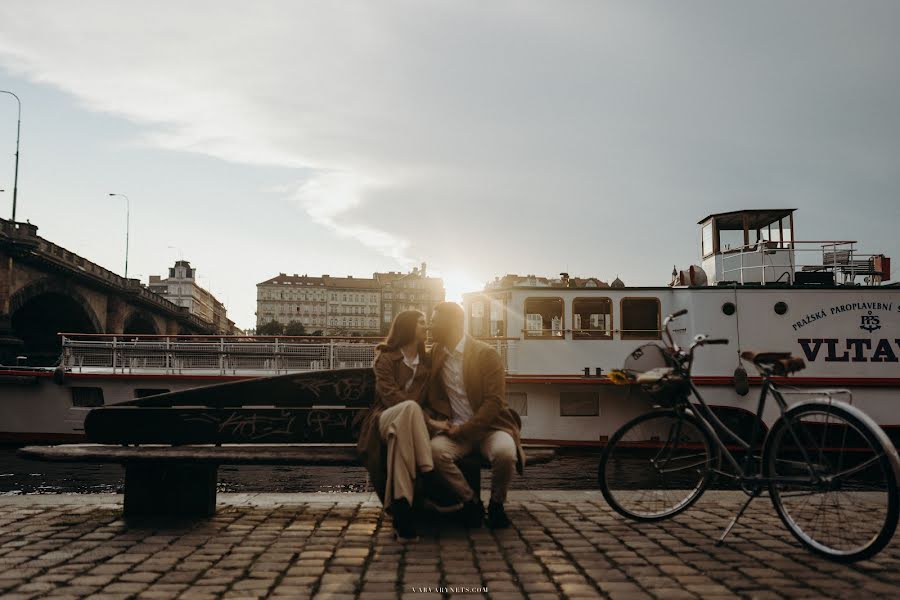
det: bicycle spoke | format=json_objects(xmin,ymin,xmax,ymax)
[
  {"xmin": 766, "ymin": 404, "xmax": 898, "ymax": 561},
  {"xmin": 601, "ymin": 410, "xmax": 713, "ymax": 521}
]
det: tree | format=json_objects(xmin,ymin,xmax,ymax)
[
  {"xmin": 257, "ymin": 319, "xmax": 284, "ymax": 335},
  {"xmin": 285, "ymin": 321, "xmax": 306, "ymax": 336}
]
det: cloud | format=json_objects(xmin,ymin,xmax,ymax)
[
  {"xmin": 0, "ymin": 0, "xmax": 899, "ymax": 298},
  {"xmin": 293, "ymin": 170, "xmax": 412, "ymax": 263}
]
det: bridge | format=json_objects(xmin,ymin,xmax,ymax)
[{"xmin": 0, "ymin": 218, "xmax": 217, "ymax": 365}]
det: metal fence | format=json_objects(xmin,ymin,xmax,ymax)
[{"xmin": 60, "ymin": 335, "xmax": 379, "ymax": 375}]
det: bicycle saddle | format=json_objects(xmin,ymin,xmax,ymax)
[{"xmin": 741, "ymin": 351, "xmax": 806, "ymax": 376}]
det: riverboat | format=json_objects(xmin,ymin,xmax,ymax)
[{"xmin": 1, "ymin": 209, "xmax": 897, "ymax": 446}]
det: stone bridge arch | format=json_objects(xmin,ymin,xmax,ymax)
[
  {"xmin": 123, "ymin": 309, "xmax": 163, "ymax": 335},
  {"xmin": 9, "ymin": 278, "xmax": 104, "ymax": 365}
]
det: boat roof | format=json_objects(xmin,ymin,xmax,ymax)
[{"xmin": 697, "ymin": 208, "xmax": 796, "ymax": 229}]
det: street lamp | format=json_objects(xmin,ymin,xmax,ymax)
[
  {"xmin": 0, "ymin": 90, "xmax": 21, "ymax": 221},
  {"xmin": 108, "ymin": 193, "xmax": 130, "ymax": 278}
]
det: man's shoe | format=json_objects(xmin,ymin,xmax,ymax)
[
  {"xmin": 390, "ymin": 498, "xmax": 417, "ymax": 542},
  {"xmin": 487, "ymin": 501, "xmax": 511, "ymax": 529},
  {"xmin": 460, "ymin": 499, "xmax": 484, "ymax": 528}
]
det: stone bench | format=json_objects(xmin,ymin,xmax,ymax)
[{"xmin": 18, "ymin": 443, "xmax": 557, "ymax": 518}]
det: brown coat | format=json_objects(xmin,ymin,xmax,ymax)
[
  {"xmin": 357, "ymin": 349, "xmax": 430, "ymax": 502},
  {"xmin": 426, "ymin": 336, "xmax": 525, "ymax": 473}
]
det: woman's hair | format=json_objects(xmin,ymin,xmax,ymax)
[{"xmin": 378, "ymin": 310, "xmax": 427, "ymax": 359}]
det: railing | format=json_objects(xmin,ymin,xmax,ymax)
[
  {"xmin": 61, "ymin": 334, "xmax": 380, "ymax": 375},
  {"xmin": 719, "ymin": 240, "xmax": 886, "ymax": 286},
  {"xmin": 62, "ymin": 334, "xmax": 522, "ymax": 376}
]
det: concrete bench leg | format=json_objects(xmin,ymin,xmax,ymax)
[{"xmin": 124, "ymin": 463, "xmax": 218, "ymax": 518}]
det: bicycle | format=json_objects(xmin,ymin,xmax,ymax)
[{"xmin": 598, "ymin": 309, "xmax": 900, "ymax": 562}]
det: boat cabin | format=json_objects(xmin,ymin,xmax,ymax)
[{"xmin": 698, "ymin": 209, "xmax": 889, "ymax": 286}]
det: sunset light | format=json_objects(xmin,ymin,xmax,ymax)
[{"xmin": 437, "ymin": 269, "xmax": 484, "ymax": 304}]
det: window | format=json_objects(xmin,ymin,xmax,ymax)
[
  {"xmin": 720, "ymin": 229, "xmax": 744, "ymax": 252},
  {"xmin": 573, "ymin": 297, "xmax": 612, "ymax": 339},
  {"xmin": 702, "ymin": 222, "xmax": 714, "ymax": 257},
  {"xmin": 469, "ymin": 300, "xmax": 487, "ymax": 337},
  {"xmin": 507, "ymin": 392, "xmax": 527, "ymax": 417},
  {"xmin": 71, "ymin": 387, "xmax": 104, "ymax": 408},
  {"xmin": 621, "ymin": 297, "xmax": 661, "ymax": 340},
  {"xmin": 490, "ymin": 298, "xmax": 506, "ymax": 337},
  {"xmin": 524, "ymin": 297, "xmax": 564, "ymax": 338},
  {"xmin": 560, "ymin": 392, "xmax": 599, "ymax": 416},
  {"xmin": 134, "ymin": 388, "xmax": 170, "ymax": 399}
]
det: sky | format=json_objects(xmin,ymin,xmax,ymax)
[{"xmin": 0, "ymin": 1, "xmax": 898, "ymax": 330}]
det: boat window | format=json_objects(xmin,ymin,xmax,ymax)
[
  {"xmin": 702, "ymin": 222, "xmax": 714, "ymax": 257},
  {"xmin": 559, "ymin": 392, "xmax": 599, "ymax": 416},
  {"xmin": 507, "ymin": 392, "xmax": 527, "ymax": 417},
  {"xmin": 620, "ymin": 297, "xmax": 661, "ymax": 340},
  {"xmin": 720, "ymin": 229, "xmax": 744, "ymax": 252},
  {"xmin": 524, "ymin": 297, "xmax": 564, "ymax": 339},
  {"xmin": 71, "ymin": 387, "xmax": 104, "ymax": 408},
  {"xmin": 490, "ymin": 298, "xmax": 506, "ymax": 337},
  {"xmin": 469, "ymin": 300, "xmax": 488, "ymax": 337},
  {"xmin": 134, "ymin": 388, "xmax": 170, "ymax": 399},
  {"xmin": 573, "ymin": 297, "xmax": 612, "ymax": 339}
]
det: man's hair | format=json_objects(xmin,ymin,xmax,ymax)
[{"xmin": 433, "ymin": 301, "xmax": 464, "ymax": 325}]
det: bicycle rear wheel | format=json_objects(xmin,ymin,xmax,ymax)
[
  {"xmin": 764, "ymin": 401, "xmax": 900, "ymax": 562},
  {"xmin": 599, "ymin": 409, "xmax": 717, "ymax": 521}
]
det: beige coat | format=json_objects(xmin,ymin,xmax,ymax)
[
  {"xmin": 357, "ymin": 349, "xmax": 430, "ymax": 502},
  {"xmin": 426, "ymin": 336, "xmax": 525, "ymax": 473}
]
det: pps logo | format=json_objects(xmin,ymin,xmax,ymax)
[{"xmin": 860, "ymin": 311, "xmax": 881, "ymax": 333}]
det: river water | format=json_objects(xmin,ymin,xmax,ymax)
[{"xmin": 0, "ymin": 447, "xmax": 603, "ymax": 494}]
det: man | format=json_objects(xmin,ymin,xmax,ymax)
[{"xmin": 425, "ymin": 302, "xmax": 525, "ymax": 529}]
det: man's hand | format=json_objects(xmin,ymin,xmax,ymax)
[
  {"xmin": 446, "ymin": 424, "xmax": 462, "ymax": 438},
  {"xmin": 426, "ymin": 417, "xmax": 450, "ymax": 435}
]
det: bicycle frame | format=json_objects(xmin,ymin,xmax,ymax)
[
  {"xmin": 660, "ymin": 313, "xmax": 832, "ymax": 488},
  {"xmin": 679, "ymin": 377, "xmax": 825, "ymax": 487}
]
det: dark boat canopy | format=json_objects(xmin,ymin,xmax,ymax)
[
  {"xmin": 698, "ymin": 209, "xmax": 796, "ymax": 258},
  {"xmin": 697, "ymin": 209, "xmax": 796, "ymax": 230}
]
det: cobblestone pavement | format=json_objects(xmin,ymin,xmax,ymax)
[{"xmin": 0, "ymin": 491, "xmax": 898, "ymax": 599}]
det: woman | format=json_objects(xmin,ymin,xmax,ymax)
[{"xmin": 357, "ymin": 310, "xmax": 441, "ymax": 541}]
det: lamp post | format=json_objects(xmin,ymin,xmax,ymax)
[
  {"xmin": 108, "ymin": 193, "xmax": 130, "ymax": 278},
  {"xmin": 0, "ymin": 90, "xmax": 21, "ymax": 221}
]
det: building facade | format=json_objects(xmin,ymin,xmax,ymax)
[
  {"xmin": 149, "ymin": 260, "xmax": 233, "ymax": 334},
  {"xmin": 377, "ymin": 264, "xmax": 445, "ymax": 334},
  {"xmin": 256, "ymin": 265, "xmax": 445, "ymax": 336}
]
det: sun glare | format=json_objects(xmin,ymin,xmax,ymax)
[{"xmin": 439, "ymin": 270, "xmax": 484, "ymax": 303}]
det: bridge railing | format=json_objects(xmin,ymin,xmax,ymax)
[{"xmin": 60, "ymin": 334, "xmax": 381, "ymax": 375}]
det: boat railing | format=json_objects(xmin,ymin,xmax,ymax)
[
  {"xmin": 59, "ymin": 334, "xmax": 381, "ymax": 375},
  {"xmin": 61, "ymin": 334, "xmax": 522, "ymax": 375},
  {"xmin": 719, "ymin": 240, "xmax": 888, "ymax": 285}
]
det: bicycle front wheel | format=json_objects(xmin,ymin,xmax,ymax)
[
  {"xmin": 764, "ymin": 401, "xmax": 900, "ymax": 562},
  {"xmin": 599, "ymin": 409, "xmax": 717, "ymax": 522}
]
